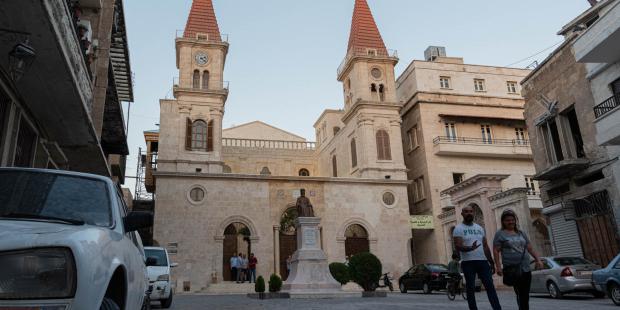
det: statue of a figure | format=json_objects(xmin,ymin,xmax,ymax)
[{"xmin": 295, "ymin": 189, "xmax": 315, "ymax": 217}]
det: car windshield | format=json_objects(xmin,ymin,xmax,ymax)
[
  {"xmin": 0, "ymin": 171, "xmax": 111, "ymax": 227},
  {"xmin": 553, "ymin": 257, "xmax": 592, "ymax": 266},
  {"xmin": 145, "ymin": 249, "xmax": 168, "ymax": 266},
  {"xmin": 427, "ymin": 264, "xmax": 448, "ymax": 272}
]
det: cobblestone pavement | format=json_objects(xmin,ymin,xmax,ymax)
[{"xmin": 154, "ymin": 290, "xmax": 616, "ymax": 310}]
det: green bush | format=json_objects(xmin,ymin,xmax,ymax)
[
  {"xmin": 348, "ymin": 252, "xmax": 382, "ymax": 291},
  {"xmin": 329, "ymin": 262, "xmax": 350, "ymax": 285},
  {"xmin": 255, "ymin": 276, "xmax": 265, "ymax": 293},
  {"xmin": 268, "ymin": 274, "xmax": 282, "ymax": 292}
]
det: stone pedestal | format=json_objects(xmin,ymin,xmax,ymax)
[{"xmin": 282, "ymin": 217, "xmax": 342, "ymax": 296}]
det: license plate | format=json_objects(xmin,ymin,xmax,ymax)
[{"xmin": 579, "ymin": 271, "xmax": 593, "ymax": 276}]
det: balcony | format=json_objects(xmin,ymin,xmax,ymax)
[
  {"xmin": 337, "ymin": 47, "xmax": 398, "ymax": 80},
  {"xmin": 533, "ymin": 158, "xmax": 590, "ymax": 181},
  {"xmin": 573, "ymin": 0, "xmax": 620, "ymax": 64},
  {"xmin": 594, "ymin": 94, "xmax": 620, "ymax": 145},
  {"xmin": 0, "ymin": 0, "xmax": 109, "ymax": 175},
  {"xmin": 172, "ymin": 76, "xmax": 229, "ymax": 98},
  {"xmin": 432, "ymin": 136, "xmax": 532, "ymax": 159},
  {"xmin": 223, "ymin": 138, "xmax": 316, "ymax": 151}
]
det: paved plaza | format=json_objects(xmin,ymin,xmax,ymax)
[{"xmin": 157, "ymin": 290, "xmax": 615, "ymax": 310}]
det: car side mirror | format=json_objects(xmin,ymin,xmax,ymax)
[
  {"xmin": 170, "ymin": 263, "xmax": 178, "ymax": 268},
  {"xmin": 124, "ymin": 211, "xmax": 153, "ymax": 232},
  {"xmin": 146, "ymin": 256, "xmax": 157, "ymax": 267}
]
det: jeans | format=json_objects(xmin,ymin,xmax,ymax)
[
  {"xmin": 513, "ymin": 271, "xmax": 532, "ymax": 310},
  {"xmin": 231, "ymin": 267, "xmax": 237, "ymax": 282},
  {"xmin": 249, "ymin": 268, "xmax": 256, "ymax": 283},
  {"xmin": 236, "ymin": 267, "xmax": 244, "ymax": 282},
  {"xmin": 461, "ymin": 260, "xmax": 502, "ymax": 310}
]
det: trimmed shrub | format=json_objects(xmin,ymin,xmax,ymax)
[
  {"xmin": 255, "ymin": 276, "xmax": 265, "ymax": 293},
  {"xmin": 348, "ymin": 252, "xmax": 382, "ymax": 291},
  {"xmin": 268, "ymin": 274, "xmax": 282, "ymax": 292},
  {"xmin": 329, "ymin": 262, "xmax": 350, "ymax": 285}
]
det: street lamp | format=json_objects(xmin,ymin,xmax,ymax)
[{"xmin": 8, "ymin": 38, "xmax": 36, "ymax": 82}]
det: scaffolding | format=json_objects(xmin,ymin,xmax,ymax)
[{"xmin": 134, "ymin": 147, "xmax": 153, "ymax": 201}]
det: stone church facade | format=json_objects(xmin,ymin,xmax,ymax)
[{"xmin": 150, "ymin": 0, "xmax": 412, "ymax": 291}]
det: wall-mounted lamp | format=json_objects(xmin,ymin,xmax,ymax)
[{"xmin": 8, "ymin": 38, "xmax": 36, "ymax": 82}]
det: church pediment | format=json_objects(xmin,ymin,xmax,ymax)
[{"xmin": 223, "ymin": 121, "xmax": 306, "ymax": 142}]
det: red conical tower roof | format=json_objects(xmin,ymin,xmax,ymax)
[
  {"xmin": 347, "ymin": 0, "xmax": 387, "ymax": 55},
  {"xmin": 183, "ymin": 0, "xmax": 222, "ymax": 41}
]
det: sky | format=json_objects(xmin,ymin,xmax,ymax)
[{"xmin": 122, "ymin": 0, "xmax": 591, "ymax": 194}]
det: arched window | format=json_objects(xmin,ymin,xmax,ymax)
[
  {"xmin": 333, "ymin": 126, "xmax": 341, "ymax": 135},
  {"xmin": 192, "ymin": 70, "xmax": 200, "ymax": 89},
  {"xmin": 370, "ymin": 83, "xmax": 377, "ymax": 92},
  {"xmin": 202, "ymin": 71, "xmax": 209, "ymax": 89},
  {"xmin": 376, "ymin": 130, "xmax": 392, "ymax": 160},
  {"xmin": 191, "ymin": 120, "xmax": 208, "ymax": 150},
  {"xmin": 379, "ymin": 84, "xmax": 385, "ymax": 101},
  {"xmin": 299, "ymin": 168, "xmax": 310, "ymax": 176},
  {"xmin": 351, "ymin": 138, "xmax": 357, "ymax": 168},
  {"xmin": 470, "ymin": 204, "xmax": 485, "ymax": 230},
  {"xmin": 332, "ymin": 155, "xmax": 338, "ymax": 177}
]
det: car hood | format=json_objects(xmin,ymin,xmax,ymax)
[
  {"xmin": 0, "ymin": 220, "xmax": 111, "ymax": 251},
  {"xmin": 147, "ymin": 266, "xmax": 169, "ymax": 281}
]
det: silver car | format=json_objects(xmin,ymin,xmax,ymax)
[{"xmin": 530, "ymin": 256, "xmax": 604, "ymax": 298}]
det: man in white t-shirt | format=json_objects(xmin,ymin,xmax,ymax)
[{"xmin": 453, "ymin": 205, "xmax": 502, "ymax": 310}]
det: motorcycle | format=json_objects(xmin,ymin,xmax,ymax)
[{"xmin": 370, "ymin": 272, "xmax": 394, "ymax": 291}]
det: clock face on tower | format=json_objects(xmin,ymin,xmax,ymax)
[{"xmin": 195, "ymin": 52, "xmax": 209, "ymax": 66}]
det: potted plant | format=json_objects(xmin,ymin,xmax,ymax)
[{"xmin": 255, "ymin": 276, "xmax": 266, "ymax": 299}]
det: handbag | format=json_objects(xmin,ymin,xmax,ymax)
[{"xmin": 502, "ymin": 232, "xmax": 527, "ymax": 287}]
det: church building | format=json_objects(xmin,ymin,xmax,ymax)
[{"xmin": 149, "ymin": 0, "xmax": 412, "ymax": 292}]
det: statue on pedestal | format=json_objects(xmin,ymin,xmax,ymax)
[{"xmin": 295, "ymin": 189, "xmax": 314, "ymax": 217}]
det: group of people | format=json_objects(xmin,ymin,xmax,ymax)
[
  {"xmin": 229, "ymin": 253, "xmax": 257, "ymax": 283},
  {"xmin": 452, "ymin": 205, "xmax": 543, "ymax": 310}
]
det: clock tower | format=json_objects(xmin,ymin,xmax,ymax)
[{"xmin": 158, "ymin": 0, "xmax": 229, "ymax": 174}]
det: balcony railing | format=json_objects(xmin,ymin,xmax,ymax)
[
  {"xmin": 176, "ymin": 30, "xmax": 229, "ymax": 43},
  {"xmin": 337, "ymin": 48, "xmax": 398, "ymax": 77},
  {"xmin": 433, "ymin": 136, "xmax": 530, "ymax": 146},
  {"xmin": 173, "ymin": 77, "xmax": 229, "ymax": 92},
  {"xmin": 223, "ymin": 138, "xmax": 316, "ymax": 150},
  {"xmin": 594, "ymin": 93, "xmax": 620, "ymax": 119},
  {"xmin": 66, "ymin": 0, "xmax": 94, "ymax": 79}
]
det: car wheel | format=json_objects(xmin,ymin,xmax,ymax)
[
  {"xmin": 161, "ymin": 291, "xmax": 174, "ymax": 308},
  {"xmin": 423, "ymin": 282, "xmax": 432, "ymax": 294},
  {"xmin": 399, "ymin": 282, "xmax": 407, "ymax": 293},
  {"xmin": 609, "ymin": 283, "xmax": 620, "ymax": 306},
  {"xmin": 547, "ymin": 282, "xmax": 563, "ymax": 299},
  {"xmin": 100, "ymin": 297, "xmax": 121, "ymax": 310}
]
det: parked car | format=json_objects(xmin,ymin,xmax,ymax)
[
  {"xmin": 144, "ymin": 247, "xmax": 177, "ymax": 308},
  {"xmin": 593, "ymin": 253, "xmax": 620, "ymax": 306},
  {"xmin": 0, "ymin": 168, "xmax": 154, "ymax": 309},
  {"xmin": 529, "ymin": 256, "xmax": 603, "ymax": 299},
  {"xmin": 399, "ymin": 264, "xmax": 449, "ymax": 294}
]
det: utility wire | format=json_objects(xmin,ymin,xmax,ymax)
[{"xmin": 504, "ymin": 40, "xmax": 563, "ymax": 68}]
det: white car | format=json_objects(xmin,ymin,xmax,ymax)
[
  {"xmin": 144, "ymin": 247, "xmax": 176, "ymax": 308},
  {"xmin": 0, "ymin": 168, "xmax": 154, "ymax": 310}
]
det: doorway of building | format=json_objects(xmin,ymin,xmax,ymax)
[
  {"xmin": 574, "ymin": 191, "xmax": 620, "ymax": 266},
  {"xmin": 532, "ymin": 219, "xmax": 553, "ymax": 256},
  {"xmin": 222, "ymin": 222, "xmax": 251, "ymax": 281},
  {"xmin": 279, "ymin": 207, "xmax": 298, "ymax": 280},
  {"xmin": 345, "ymin": 224, "xmax": 370, "ymax": 257}
]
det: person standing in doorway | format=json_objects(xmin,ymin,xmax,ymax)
[
  {"xmin": 230, "ymin": 254, "xmax": 239, "ymax": 283},
  {"xmin": 493, "ymin": 210, "xmax": 543, "ymax": 310},
  {"xmin": 453, "ymin": 205, "xmax": 502, "ymax": 310},
  {"xmin": 248, "ymin": 253, "xmax": 258, "ymax": 283},
  {"xmin": 235, "ymin": 253, "xmax": 244, "ymax": 283},
  {"xmin": 286, "ymin": 255, "xmax": 292, "ymax": 279},
  {"xmin": 240, "ymin": 253, "xmax": 248, "ymax": 283}
]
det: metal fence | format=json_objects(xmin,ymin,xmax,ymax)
[
  {"xmin": 594, "ymin": 94, "xmax": 620, "ymax": 119},
  {"xmin": 223, "ymin": 138, "xmax": 316, "ymax": 150},
  {"xmin": 433, "ymin": 136, "xmax": 530, "ymax": 146}
]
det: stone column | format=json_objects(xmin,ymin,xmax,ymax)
[
  {"xmin": 273, "ymin": 225, "xmax": 280, "ymax": 276},
  {"xmin": 213, "ymin": 236, "xmax": 225, "ymax": 284},
  {"xmin": 356, "ymin": 116, "xmax": 375, "ymax": 177},
  {"xmin": 212, "ymin": 108, "xmax": 223, "ymax": 159}
]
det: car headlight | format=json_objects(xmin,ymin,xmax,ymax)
[
  {"xmin": 157, "ymin": 274, "xmax": 169, "ymax": 281},
  {"xmin": 0, "ymin": 247, "xmax": 76, "ymax": 299}
]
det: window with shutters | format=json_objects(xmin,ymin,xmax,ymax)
[
  {"xmin": 376, "ymin": 130, "xmax": 391, "ymax": 160},
  {"xmin": 481, "ymin": 125, "xmax": 492, "ymax": 144},
  {"xmin": 186, "ymin": 118, "xmax": 213, "ymax": 152},
  {"xmin": 14, "ymin": 116, "xmax": 37, "ymax": 167},
  {"xmin": 202, "ymin": 71, "xmax": 209, "ymax": 89},
  {"xmin": 474, "ymin": 79, "xmax": 486, "ymax": 92},
  {"xmin": 192, "ymin": 70, "xmax": 200, "ymax": 89},
  {"xmin": 350, "ymin": 138, "xmax": 357, "ymax": 168},
  {"xmin": 507, "ymin": 81, "xmax": 518, "ymax": 94},
  {"xmin": 332, "ymin": 155, "xmax": 338, "ymax": 177}
]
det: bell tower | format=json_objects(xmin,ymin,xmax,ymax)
[
  {"xmin": 337, "ymin": 0, "xmax": 406, "ymax": 180},
  {"xmin": 159, "ymin": 0, "xmax": 229, "ymax": 174}
]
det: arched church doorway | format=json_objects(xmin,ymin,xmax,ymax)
[
  {"xmin": 345, "ymin": 224, "xmax": 370, "ymax": 257},
  {"xmin": 533, "ymin": 219, "xmax": 553, "ymax": 256},
  {"xmin": 279, "ymin": 207, "xmax": 298, "ymax": 280},
  {"xmin": 222, "ymin": 222, "xmax": 251, "ymax": 281},
  {"xmin": 469, "ymin": 204, "xmax": 485, "ymax": 230}
]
